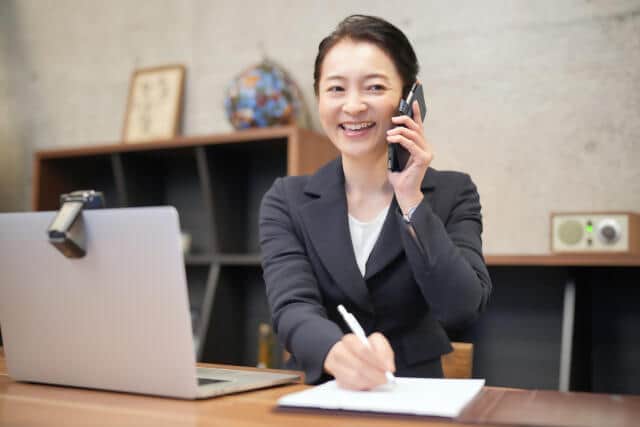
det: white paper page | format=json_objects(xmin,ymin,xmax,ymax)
[{"xmin": 278, "ymin": 378, "xmax": 485, "ymax": 418}]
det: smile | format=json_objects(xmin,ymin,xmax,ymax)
[{"xmin": 339, "ymin": 121, "xmax": 376, "ymax": 131}]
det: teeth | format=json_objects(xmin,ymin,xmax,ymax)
[{"xmin": 343, "ymin": 122, "xmax": 374, "ymax": 131}]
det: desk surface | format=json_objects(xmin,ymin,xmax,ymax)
[
  {"xmin": 0, "ymin": 348, "xmax": 476, "ymax": 427},
  {"xmin": 1, "ymin": 350, "xmax": 639, "ymax": 427}
]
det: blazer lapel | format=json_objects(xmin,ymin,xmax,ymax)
[
  {"xmin": 364, "ymin": 168, "xmax": 437, "ymax": 280},
  {"xmin": 363, "ymin": 198, "xmax": 403, "ymax": 280},
  {"xmin": 300, "ymin": 159, "xmax": 373, "ymax": 314}
]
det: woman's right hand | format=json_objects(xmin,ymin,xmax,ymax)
[{"xmin": 323, "ymin": 332, "xmax": 396, "ymax": 390}]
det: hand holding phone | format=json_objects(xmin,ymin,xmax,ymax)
[{"xmin": 387, "ymin": 82, "xmax": 427, "ymax": 172}]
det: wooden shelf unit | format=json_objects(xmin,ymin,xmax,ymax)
[{"xmin": 33, "ymin": 126, "xmax": 338, "ymax": 365}]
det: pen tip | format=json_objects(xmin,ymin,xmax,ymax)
[{"xmin": 386, "ymin": 372, "xmax": 396, "ymax": 384}]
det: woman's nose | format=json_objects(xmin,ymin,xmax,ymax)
[{"xmin": 342, "ymin": 93, "xmax": 367, "ymax": 115}]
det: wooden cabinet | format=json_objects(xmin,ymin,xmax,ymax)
[{"xmin": 33, "ymin": 126, "xmax": 338, "ymax": 365}]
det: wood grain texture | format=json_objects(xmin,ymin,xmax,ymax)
[
  {"xmin": 35, "ymin": 126, "xmax": 304, "ymax": 159},
  {"xmin": 459, "ymin": 388, "xmax": 640, "ymax": 427}
]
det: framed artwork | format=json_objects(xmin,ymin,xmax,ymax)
[{"xmin": 122, "ymin": 64, "xmax": 185, "ymax": 143}]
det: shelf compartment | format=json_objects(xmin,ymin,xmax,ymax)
[
  {"xmin": 34, "ymin": 154, "xmax": 118, "ymax": 210},
  {"xmin": 185, "ymin": 265, "xmax": 210, "ymax": 334},
  {"xmin": 118, "ymin": 147, "xmax": 212, "ymax": 255},
  {"xmin": 200, "ymin": 265, "xmax": 282, "ymax": 368},
  {"xmin": 470, "ymin": 266, "xmax": 567, "ymax": 390},
  {"xmin": 204, "ymin": 139, "xmax": 287, "ymax": 254}
]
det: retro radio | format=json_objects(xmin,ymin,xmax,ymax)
[{"xmin": 551, "ymin": 212, "xmax": 640, "ymax": 254}]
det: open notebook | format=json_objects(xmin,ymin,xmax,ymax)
[{"xmin": 279, "ymin": 378, "xmax": 485, "ymax": 418}]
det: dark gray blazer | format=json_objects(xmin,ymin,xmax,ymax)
[{"xmin": 259, "ymin": 157, "xmax": 491, "ymax": 384}]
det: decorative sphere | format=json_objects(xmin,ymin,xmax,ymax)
[{"xmin": 225, "ymin": 60, "xmax": 308, "ymax": 129}]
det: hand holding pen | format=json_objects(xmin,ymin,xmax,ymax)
[{"xmin": 323, "ymin": 305, "xmax": 396, "ymax": 390}]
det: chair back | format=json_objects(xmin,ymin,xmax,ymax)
[{"xmin": 441, "ymin": 342, "xmax": 473, "ymax": 379}]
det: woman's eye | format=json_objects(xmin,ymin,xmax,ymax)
[
  {"xmin": 368, "ymin": 84, "xmax": 385, "ymax": 92},
  {"xmin": 327, "ymin": 86, "xmax": 344, "ymax": 93}
]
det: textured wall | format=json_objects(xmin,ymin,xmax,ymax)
[
  {"xmin": 0, "ymin": 2, "xmax": 25, "ymax": 212},
  {"xmin": 2, "ymin": 0, "xmax": 639, "ymax": 253}
]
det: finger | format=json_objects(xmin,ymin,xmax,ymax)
[
  {"xmin": 335, "ymin": 370, "xmax": 363, "ymax": 390},
  {"xmin": 335, "ymin": 366, "xmax": 386, "ymax": 390},
  {"xmin": 391, "ymin": 114, "xmax": 421, "ymax": 133},
  {"xmin": 388, "ymin": 135, "xmax": 432, "ymax": 166},
  {"xmin": 341, "ymin": 335, "xmax": 389, "ymax": 379},
  {"xmin": 332, "ymin": 360, "xmax": 369, "ymax": 390},
  {"xmin": 333, "ymin": 340, "xmax": 388, "ymax": 390},
  {"xmin": 412, "ymin": 100, "xmax": 423, "ymax": 125},
  {"xmin": 387, "ymin": 134, "xmax": 423, "ymax": 157},
  {"xmin": 368, "ymin": 332, "xmax": 396, "ymax": 373},
  {"xmin": 386, "ymin": 126, "xmax": 425, "ymax": 149},
  {"xmin": 347, "ymin": 365, "xmax": 388, "ymax": 390}
]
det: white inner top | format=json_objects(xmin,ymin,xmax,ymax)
[{"xmin": 348, "ymin": 204, "xmax": 391, "ymax": 277}]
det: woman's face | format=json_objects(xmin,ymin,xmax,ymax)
[{"xmin": 317, "ymin": 39, "xmax": 404, "ymax": 161}]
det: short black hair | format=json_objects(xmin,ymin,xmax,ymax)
[{"xmin": 313, "ymin": 15, "xmax": 419, "ymax": 97}]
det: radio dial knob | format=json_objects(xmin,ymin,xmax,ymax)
[{"xmin": 597, "ymin": 219, "xmax": 621, "ymax": 245}]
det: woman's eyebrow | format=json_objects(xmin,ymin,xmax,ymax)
[
  {"xmin": 323, "ymin": 73, "xmax": 391, "ymax": 82},
  {"xmin": 363, "ymin": 73, "xmax": 391, "ymax": 82}
]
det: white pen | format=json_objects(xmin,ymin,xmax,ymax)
[{"xmin": 337, "ymin": 304, "xmax": 396, "ymax": 384}]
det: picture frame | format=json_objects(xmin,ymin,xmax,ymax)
[{"xmin": 122, "ymin": 64, "xmax": 185, "ymax": 144}]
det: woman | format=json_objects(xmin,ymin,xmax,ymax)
[{"xmin": 259, "ymin": 15, "xmax": 491, "ymax": 390}]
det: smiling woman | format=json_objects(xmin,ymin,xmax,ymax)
[{"xmin": 259, "ymin": 15, "xmax": 492, "ymax": 390}]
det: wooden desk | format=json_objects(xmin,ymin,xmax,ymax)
[{"xmin": 1, "ymin": 350, "xmax": 639, "ymax": 427}]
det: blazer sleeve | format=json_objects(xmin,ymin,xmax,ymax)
[
  {"xmin": 397, "ymin": 173, "xmax": 492, "ymax": 330},
  {"xmin": 259, "ymin": 178, "xmax": 343, "ymax": 384}
]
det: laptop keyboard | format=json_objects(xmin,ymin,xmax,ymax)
[{"xmin": 198, "ymin": 378, "xmax": 229, "ymax": 386}]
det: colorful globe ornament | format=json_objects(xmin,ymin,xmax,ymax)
[{"xmin": 225, "ymin": 60, "xmax": 309, "ymax": 130}]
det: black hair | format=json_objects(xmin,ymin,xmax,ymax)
[{"xmin": 313, "ymin": 15, "xmax": 419, "ymax": 97}]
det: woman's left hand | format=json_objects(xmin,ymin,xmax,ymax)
[{"xmin": 386, "ymin": 100, "xmax": 434, "ymax": 214}]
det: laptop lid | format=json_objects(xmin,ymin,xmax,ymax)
[{"xmin": 0, "ymin": 207, "xmax": 201, "ymax": 399}]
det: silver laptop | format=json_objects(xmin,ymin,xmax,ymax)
[{"xmin": 0, "ymin": 206, "xmax": 299, "ymax": 399}]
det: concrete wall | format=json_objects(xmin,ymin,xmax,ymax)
[
  {"xmin": 2, "ymin": 0, "xmax": 639, "ymax": 254},
  {"xmin": 0, "ymin": 2, "xmax": 25, "ymax": 212}
]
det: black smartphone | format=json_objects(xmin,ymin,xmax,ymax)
[{"xmin": 388, "ymin": 82, "xmax": 427, "ymax": 172}]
